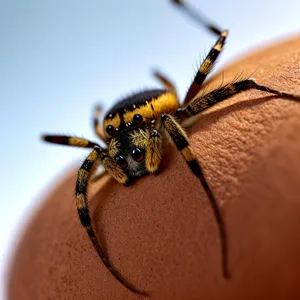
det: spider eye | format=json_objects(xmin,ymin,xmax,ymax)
[
  {"xmin": 115, "ymin": 155, "xmax": 128, "ymax": 168},
  {"xmin": 133, "ymin": 114, "xmax": 143, "ymax": 125},
  {"xmin": 106, "ymin": 125, "xmax": 115, "ymax": 136},
  {"xmin": 131, "ymin": 147, "xmax": 145, "ymax": 162}
]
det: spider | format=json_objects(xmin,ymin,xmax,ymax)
[{"xmin": 42, "ymin": 0, "xmax": 300, "ymax": 296}]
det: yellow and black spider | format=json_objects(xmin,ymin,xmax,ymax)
[{"xmin": 42, "ymin": 0, "xmax": 300, "ymax": 296}]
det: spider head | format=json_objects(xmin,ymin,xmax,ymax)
[{"xmin": 108, "ymin": 127, "xmax": 151, "ymax": 179}]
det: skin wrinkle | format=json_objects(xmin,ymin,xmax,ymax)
[{"xmin": 8, "ymin": 36, "xmax": 300, "ymax": 300}]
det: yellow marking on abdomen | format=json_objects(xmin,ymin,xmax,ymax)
[{"xmin": 123, "ymin": 92, "xmax": 179, "ymax": 124}]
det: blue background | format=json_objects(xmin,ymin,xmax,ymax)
[{"xmin": 1, "ymin": 0, "xmax": 299, "ymax": 298}]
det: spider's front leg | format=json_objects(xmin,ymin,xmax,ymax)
[
  {"xmin": 145, "ymin": 128, "xmax": 163, "ymax": 174},
  {"xmin": 161, "ymin": 113, "xmax": 230, "ymax": 279},
  {"xmin": 76, "ymin": 146, "xmax": 148, "ymax": 296},
  {"xmin": 42, "ymin": 135, "xmax": 99, "ymax": 148}
]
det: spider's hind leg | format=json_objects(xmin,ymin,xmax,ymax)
[
  {"xmin": 161, "ymin": 113, "xmax": 230, "ymax": 279},
  {"xmin": 153, "ymin": 70, "xmax": 178, "ymax": 100},
  {"xmin": 177, "ymin": 79, "xmax": 300, "ymax": 120}
]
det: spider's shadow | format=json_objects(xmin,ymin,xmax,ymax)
[{"xmin": 188, "ymin": 94, "xmax": 281, "ymax": 133}]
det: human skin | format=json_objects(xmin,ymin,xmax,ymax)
[{"xmin": 7, "ymin": 36, "xmax": 300, "ymax": 300}]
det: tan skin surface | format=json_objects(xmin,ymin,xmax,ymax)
[{"xmin": 8, "ymin": 36, "xmax": 300, "ymax": 300}]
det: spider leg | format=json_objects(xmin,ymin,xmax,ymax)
[
  {"xmin": 153, "ymin": 70, "xmax": 178, "ymax": 97},
  {"xmin": 171, "ymin": 0, "xmax": 222, "ymax": 36},
  {"xmin": 93, "ymin": 105, "xmax": 107, "ymax": 141},
  {"xmin": 145, "ymin": 129, "xmax": 163, "ymax": 174},
  {"xmin": 161, "ymin": 113, "xmax": 230, "ymax": 279},
  {"xmin": 177, "ymin": 79, "xmax": 300, "ymax": 119},
  {"xmin": 42, "ymin": 135, "xmax": 99, "ymax": 148},
  {"xmin": 76, "ymin": 146, "xmax": 148, "ymax": 296},
  {"xmin": 183, "ymin": 30, "xmax": 228, "ymax": 105}
]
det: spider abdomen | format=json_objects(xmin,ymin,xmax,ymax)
[{"xmin": 103, "ymin": 89, "xmax": 179, "ymax": 136}]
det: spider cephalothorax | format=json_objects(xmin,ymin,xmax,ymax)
[
  {"xmin": 108, "ymin": 126, "xmax": 154, "ymax": 179},
  {"xmin": 100, "ymin": 88, "xmax": 179, "ymax": 181},
  {"xmin": 42, "ymin": 0, "xmax": 300, "ymax": 296}
]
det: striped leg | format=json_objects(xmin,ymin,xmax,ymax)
[
  {"xmin": 93, "ymin": 105, "xmax": 107, "ymax": 141},
  {"xmin": 76, "ymin": 147, "xmax": 148, "ymax": 296},
  {"xmin": 171, "ymin": 0, "xmax": 222, "ymax": 36},
  {"xmin": 183, "ymin": 30, "xmax": 228, "ymax": 105},
  {"xmin": 178, "ymin": 79, "xmax": 300, "ymax": 119},
  {"xmin": 42, "ymin": 135, "xmax": 99, "ymax": 148},
  {"xmin": 161, "ymin": 114, "xmax": 230, "ymax": 279},
  {"xmin": 145, "ymin": 129, "xmax": 163, "ymax": 173}
]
